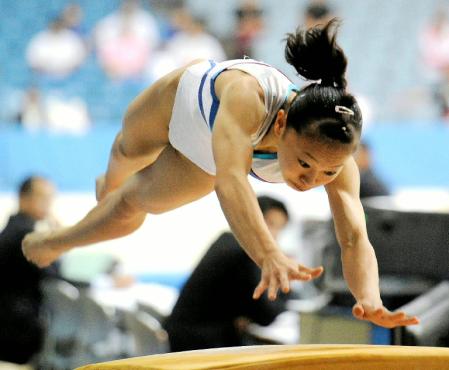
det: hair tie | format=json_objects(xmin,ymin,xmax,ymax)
[{"xmin": 335, "ymin": 105, "xmax": 354, "ymax": 116}]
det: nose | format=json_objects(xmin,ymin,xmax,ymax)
[{"xmin": 299, "ymin": 173, "xmax": 316, "ymax": 186}]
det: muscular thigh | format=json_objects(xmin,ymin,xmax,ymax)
[
  {"xmin": 120, "ymin": 59, "xmax": 207, "ymax": 160},
  {"xmin": 121, "ymin": 145, "xmax": 216, "ymax": 214}
]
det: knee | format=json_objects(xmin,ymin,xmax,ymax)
[
  {"xmin": 120, "ymin": 187, "xmax": 168, "ymax": 216},
  {"xmin": 110, "ymin": 190, "xmax": 143, "ymax": 220},
  {"xmin": 115, "ymin": 133, "xmax": 139, "ymax": 160},
  {"xmin": 143, "ymin": 202, "xmax": 169, "ymax": 215}
]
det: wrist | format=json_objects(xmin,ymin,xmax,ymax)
[
  {"xmin": 356, "ymin": 296, "xmax": 383, "ymax": 308},
  {"xmin": 256, "ymin": 247, "xmax": 282, "ymax": 267}
]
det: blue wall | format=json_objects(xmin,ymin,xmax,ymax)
[
  {"xmin": 0, "ymin": 125, "xmax": 117, "ymax": 192},
  {"xmin": 363, "ymin": 123, "xmax": 449, "ymax": 190},
  {"xmin": 0, "ymin": 123, "xmax": 448, "ymax": 192}
]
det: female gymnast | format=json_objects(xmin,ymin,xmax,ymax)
[{"xmin": 23, "ymin": 19, "xmax": 418, "ymax": 328}]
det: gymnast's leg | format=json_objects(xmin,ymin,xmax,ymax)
[{"xmin": 22, "ymin": 145, "xmax": 216, "ymax": 267}]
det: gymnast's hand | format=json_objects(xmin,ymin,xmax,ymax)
[
  {"xmin": 352, "ymin": 302, "xmax": 420, "ymax": 328},
  {"xmin": 253, "ymin": 250, "xmax": 324, "ymax": 301}
]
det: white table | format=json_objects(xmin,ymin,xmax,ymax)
[
  {"xmin": 246, "ymin": 311, "xmax": 300, "ymax": 345},
  {"xmin": 89, "ymin": 282, "xmax": 179, "ymax": 318}
]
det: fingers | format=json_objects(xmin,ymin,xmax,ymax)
[
  {"xmin": 254, "ymin": 273, "xmax": 290, "ymax": 301},
  {"xmin": 253, "ymin": 280, "xmax": 267, "ymax": 300},
  {"xmin": 279, "ymin": 273, "xmax": 290, "ymax": 294},
  {"xmin": 381, "ymin": 310, "xmax": 420, "ymax": 327},
  {"xmin": 309, "ymin": 266, "xmax": 324, "ymax": 278},
  {"xmin": 352, "ymin": 303, "xmax": 365, "ymax": 319},
  {"xmin": 254, "ymin": 258, "xmax": 324, "ymax": 300},
  {"xmin": 397, "ymin": 317, "xmax": 420, "ymax": 326},
  {"xmin": 389, "ymin": 310, "xmax": 406, "ymax": 320},
  {"xmin": 354, "ymin": 304, "xmax": 421, "ymax": 328},
  {"xmin": 297, "ymin": 265, "xmax": 324, "ymax": 279},
  {"xmin": 268, "ymin": 276, "xmax": 278, "ymax": 301}
]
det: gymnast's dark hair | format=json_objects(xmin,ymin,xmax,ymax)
[{"xmin": 284, "ymin": 18, "xmax": 362, "ymax": 145}]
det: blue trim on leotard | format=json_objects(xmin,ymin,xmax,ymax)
[
  {"xmin": 198, "ymin": 60, "xmax": 216, "ymax": 125},
  {"xmin": 249, "ymin": 169, "xmax": 278, "ymax": 183},
  {"xmin": 209, "ymin": 70, "xmax": 222, "ymax": 129},
  {"xmin": 252, "ymin": 152, "xmax": 278, "ymax": 160}
]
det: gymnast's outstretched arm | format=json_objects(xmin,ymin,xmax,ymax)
[
  {"xmin": 325, "ymin": 158, "xmax": 419, "ymax": 328},
  {"xmin": 212, "ymin": 76, "xmax": 323, "ymax": 301}
]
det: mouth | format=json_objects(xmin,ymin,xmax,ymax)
[{"xmin": 287, "ymin": 180, "xmax": 306, "ymax": 192}]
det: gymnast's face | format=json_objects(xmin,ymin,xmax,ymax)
[{"xmin": 276, "ymin": 127, "xmax": 353, "ymax": 192}]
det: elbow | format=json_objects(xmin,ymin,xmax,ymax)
[
  {"xmin": 337, "ymin": 230, "xmax": 365, "ymax": 250},
  {"xmin": 214, "ymin": 170, "xmax": 246, "ymax": 196}
]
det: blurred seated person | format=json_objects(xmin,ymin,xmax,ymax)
[
  {"xmin": 94, "ymin": 0, "xmax": 160, "ymax": 46},
  {"xmin": 26, "ymin": 18, "xmax": 87, "ymax": 78},
  {"xmin": 91, "ymin": 258, "xmax": 136, "ymax": 289},
  {"xmin": 419, "ymin": 7, "xmax": 449, "ymax": 82},
  {"xmin": 17, "ymin": 87, "xmax": 90, "ymax": 134},
  {"xmin": 45, "ymin": 93, "xmax": 91, "ymax": 134},
  {"xmin": 303, "ymin": 0, "xmax": 334, "ymax": 29},
  {"xmin": 227, "ymin": 0, "xmax": 264, "ymax": 59},
  {"xmin": 419, "ymin": 7, "xmax": 449, "ymax": 121},
  {"xmin": 94, "ymin": 0, "xmax": 160, "ymax": 77},
  {"xmin": 164, "ymin": 195, "xmax": 290, "ymax": 352},
  {"xmin": 147, "ymin": 8, "xmax": 226, "ymax": 80},
  {"xmin": 97, "ymin": 18, "xmax": 151, "ymax": 80},
  {"xmin": 61, "ymin": 3, "xmax": 88, "ymax": 38},
  {"xmin": 0, "ymin": 176, "xmax": 60, "ymax": 364},
  {"xmin": 17, "ymin": 87, "xmax": 47, "ymax": 130},
  {"xmin": 354, "ymin": 142, "xmax": 390, "ymax": 199}
]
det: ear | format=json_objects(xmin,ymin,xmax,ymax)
[{"xmin": 273, "ymin": 109, "xmax": 287, "ymax": 137}]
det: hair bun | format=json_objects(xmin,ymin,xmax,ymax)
[{"xmin": 285, "ymin": 18, "xmax": 347, "ymax": 90}]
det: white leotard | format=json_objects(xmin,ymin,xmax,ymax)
[{"xmin": 168, "ymin": 59, "xmax": 299, "ymax": 183}]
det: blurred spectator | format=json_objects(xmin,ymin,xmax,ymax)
[
  {"xmin": 354, "ymin": 142, "xmax": 390, "ymax": 199},
  {"xmin": 94, "ymin": 0, "xmax": 160, "ymax": 79},
  {"xmin": 222, "ymin": 0, "xmax": 264, "ymax": 59},
  {"xmin": 302, "ymin": 0, "xmax": 334, "ymax": 29},
  {"xmin": 0, "ymin": 176, "xmax": 59, "ymax": 365},
  {"xmin": 149, "ymin": 0, "xmax": 184, "ymax": 14},
  {"xmin": 164, "ymin": 195, "xmax": 290, "ymax": 352},
  {"xmin": 17, "ymin": 87, "xmax": 47, "ymax": 130},
  {"xmin": 45, "ymin": 93, "xmax": 91, "ymax": 134},
  {"xmin": 17, "ymin": 88, "xmax": 90, "ymax": 134},
  {"xmin": 97, "ymin": 18, "xmax": 151, "ymax": 80},
  {"xmin": 420, "ymin": 7, "xmax": 449, "ymax": 121},
  {"xmin": 147, "ymin": 8, "xmax": 226, "ymax": 80},
  {"xmin": 26, "ymin": 18, "xmax": 87, "ymax": 78},
  {"xmin": 420, "ymin": 7, "xmax": 449, "ymax": 81},
  {"xmin": 91, "ymin": 258, "xmax": 136, "ymax": 289},
  {"xmin": 61, "ymin": 3, "xmax": 87, "ymax": 37},
  {"xmin": 434, "ymin": 81, "xmax": 449, "ymax": 121}
]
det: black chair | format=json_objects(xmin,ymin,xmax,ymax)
[
  {"xmin": 322, "ymin": 202, "xmax": 449, "ymax": 308},
  {"xmin": 394, "ymin": 281, "xmax": 449, "ymax": 346}
]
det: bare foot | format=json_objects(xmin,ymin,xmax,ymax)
[{"xmin": 22, "ymin": 231, "xmax": 66, "ymax": 268}]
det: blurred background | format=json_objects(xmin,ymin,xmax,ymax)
[{"xmin": 0, "ymin": 0, "xmax": 448, "ymax": 369}]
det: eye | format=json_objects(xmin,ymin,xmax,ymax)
[
  {"xmin": 324, "ymin": 171, "xmax": 337, "ymax": 177},
  {"xmin": 298, "ymin": 159, "xmax": 310, "ymax": 168}
]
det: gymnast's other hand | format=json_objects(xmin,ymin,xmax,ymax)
[
  {"xmin": 253, "ymin": 250, "xmax": 324, "ymax": 301},
  {"xmin": 352, "ymin": 302, "xmax": 420, "ymax": 328},
  {"xmin": 22, "ymin": 231, "xmax": 65, "ymax": 268}
]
